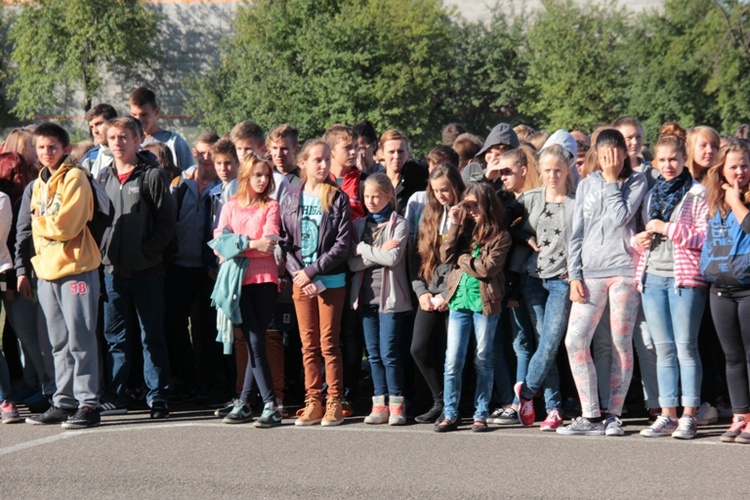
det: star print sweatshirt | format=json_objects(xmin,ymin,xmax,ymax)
[{"xmin": 513, "ymin": 186, "xmax": 576, "ymax": 279}]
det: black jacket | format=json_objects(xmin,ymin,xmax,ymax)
[{"xmin": 99, "ymin": 163, "xmax": 176, "ymax": 277}]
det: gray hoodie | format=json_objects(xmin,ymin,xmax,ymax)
[
  {"xmin": 568, "ymin": 170, "xmax": 648, "ymax": 281},
  {"xmin": 540, "ymin": 129, "xmax": 580, "ymax": 186},
  {"xmin": 462, "ymin": 123, "xmax": 520, "ymax": 184}
]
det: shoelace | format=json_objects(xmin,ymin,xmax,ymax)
[
  {"xmin": 650, "ymin": 415, "xmax": 674, "ymax": 432},
  {"xmin": 729, "ymin": 419, "xmax": 746, "ymax": 432},
  {"xmin": 570, "ymin": 416, "xmax": 589, "ymax": 429},
  {"xmin": 302, "ymin": 399, "xmax": 319, "ymax": 416},
  {"xmin": 676, "ymin": 417, "xmax": 694, "ymax": 433},
  {"xmin": 545, "ymin": 409, "xmax": 561, "ymax": 422},
  {"xmin": 260, "ymin": 406, "xmax": 276, "ymax": 419},
  {"xmin": 231, "ymin": 400, "xmax": 247, "ymax": 414}
]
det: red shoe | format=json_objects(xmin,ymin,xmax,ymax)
[
  {"xmin": 539, "ymin": 408, "xmax": 563, "ymax": 432},
  {"xmin": 341, "ymin": 399, "xmax": 354, "ymax": 418},
  {"xmin": 515, "ymin": 382, "xmax": 535, "ymax": 427}
]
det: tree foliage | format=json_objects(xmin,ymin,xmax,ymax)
[
  {"xmin": 7, "ymin": 0, "xmax": 162, "ymax": 118},
  {"xmin": 521, "ymin": 0, "xmax": 631, "ymax": 132},
  {"xmin": 188, "ymin": 0, "xmax": 457, "ymax": 151},
  {"xmin": 444, "ymin": 9, "xmax": 528, "ymax": 137},
  {"xmin": 186, "ymin": 0, "xmax": 750, "ymax": 148}
]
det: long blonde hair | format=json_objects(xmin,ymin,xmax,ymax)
[
  {"xmin": 234, "ymin": 153, "xmax": 275, "ymax": 208},
  {"xmin": 705, "ymin": 139, "xmax": 750, "ymax": 218},
  {"xmin": 297, "ymin": 138, "xmax": 339, "ymax": 213}
]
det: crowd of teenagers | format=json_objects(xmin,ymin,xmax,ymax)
[{"xmin": 0, "ymin": 87, "xmax": 749, "ymax": 443}]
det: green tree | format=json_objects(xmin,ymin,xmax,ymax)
[
  {"xmin": 706, "ymin": 0, "xmax": 750, "ymax": 132},
  {"xmin": 7, "ymin": 0, "xmax": 162, "ymax": 118},
  {"xmin": 444, "ymin": 8, "xmax": 528, "ymax": 137},
  {"xmin": 520, "ymin": 0, "xmax": 631, "ymax": 132},
  {"xmin": 626, "ymin": 0, "xmax": 723, "ymax": 142},
  {"xmin": 188, "ymin": 0, "xmax": 455, "ymax": 151}
]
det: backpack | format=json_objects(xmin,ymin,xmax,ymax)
[
  {"xmin": 699, "ymin": 210, "xmax": 750, "ymax": 287},
  {"xmin": 66, "ymin": 167, "xmax": 115, "ymax": 249}
]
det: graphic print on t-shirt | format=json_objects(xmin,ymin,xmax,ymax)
[{"xmin": 301, "ymin": 193, "xmax": 323, "ymax": 266}]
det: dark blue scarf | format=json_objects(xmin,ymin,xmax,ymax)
[
  {"xmin": 368, "ymin": 203, "xmax": 394, "ymax": 223},
  {"xmin": 649, "ymin": 169, "xmax": 692, "ymax": 222}
]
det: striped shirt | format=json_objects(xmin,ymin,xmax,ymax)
[{"xmin": 632, "ymin": 182, "xmax": 709, "ymax": 291}]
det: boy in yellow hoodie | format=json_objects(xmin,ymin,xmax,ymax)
[{"xmin": 23, "ymin": 122, "xmax": 102, "ymax": 429}]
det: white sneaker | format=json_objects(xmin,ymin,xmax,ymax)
[
  {"xmin": 672, "ymin": 415, "xmax": 697, "ymax": 440},
  {"xmin": 695, "ymin": 402, "xmax": 718, "ymax": 426},
  {"xmin": 604, "ymin": 415, "xmax": 624, "ymax": 436}
]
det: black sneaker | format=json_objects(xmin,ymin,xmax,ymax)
[
  {"xmin": 61, "ymin": 406, "xmax": 101, "ymax": 429},
  {"xmin": 213, "ymin": 398, "xmax": 238, "ymax": 418},
  {"xmin": 150, "ymin": 402, "xmax": 170, "ymax": 419},
  {"xmin": 26, "ymin": 406, "xmax": 76, "ymax": 425},
  {"xmin": 415, "ymin": 402, "xmax": 444, "ymax": 424},
  {"xmin": 253, "ymin": 402, "xmax": 282, "ymax": 428},
  {"xmin": 494, "ymin": 407, "xmax": 520, "ymax": 425},
  {"xmin": 100, "ymin": 401, "xmax": 128, "ymax": 416}
]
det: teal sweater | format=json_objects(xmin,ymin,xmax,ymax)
[{"xmin": 208, "ymin": 229, "xmax": 250, "ymax": 354}]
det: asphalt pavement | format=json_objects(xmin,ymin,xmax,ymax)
[{"xmin": 1, "ymin": 407, "xmax": 746, "ymax": 499}]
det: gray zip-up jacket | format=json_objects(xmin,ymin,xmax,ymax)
[
  {"xmin": 568, "ymin": 170, "xmax": 647, "ymax": 281},
  {"xmin": 349, "ymin": 212, "xmax": 412, "ymax": 314}
]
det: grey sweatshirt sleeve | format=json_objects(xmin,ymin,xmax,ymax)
[
  {"xmin": 567, "ymin": 183, "xmax": 586, "ymax": 281},
  {"xmin": 14, "ymin": 182, "xmax": 34, "ymax": 277},
  {"xmin": 601, "ymin": 173, "xmax": 647, "ymax": 228}
]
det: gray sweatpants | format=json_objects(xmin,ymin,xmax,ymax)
[{"xmin": 37, "ymin": 269, "xmax": 101, "ymax": 409}]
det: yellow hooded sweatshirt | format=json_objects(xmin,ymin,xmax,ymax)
[{"xmin": 30, "ymin": 162, "xmax": 101, "ymax": 280}]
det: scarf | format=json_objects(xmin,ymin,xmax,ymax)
[
  {"xmin": 649, "ymin": 169, "xmax": 692, "ymax": 222},
  {"xmin": 368, "ymin": 203, "xmax": 394, "ymax": 223}
]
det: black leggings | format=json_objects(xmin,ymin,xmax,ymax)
[
  {"xmin": 410, "ymin": 307, "xmax": 448, "ymax": 402},
  {"xmin": 710, "ymin": 292, "xmax": 750, "ymax": 413},
  {"xmin": 239, "ymin": 283, "xmax": 278, "ymax": 404}
]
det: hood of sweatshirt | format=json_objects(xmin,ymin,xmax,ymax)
[
  {"xmin": 541, "ymin": 129, "xmax": 578, "ymax": 167},
  {"xmin": 477, "ymin": 123, "xmax": 520, "ymax": 158}
]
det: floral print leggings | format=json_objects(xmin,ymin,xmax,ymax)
[{"xmin": 565, "ymin": 276, "xmax": 640, "ymax": 418}]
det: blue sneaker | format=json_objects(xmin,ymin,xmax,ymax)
[
  {"xmin": 253, "ymin": 402, "xmax": 282, "ymax": 428},
  {"xmin": 223, "ymin": 400, "xmax": 252, "ymax": 424}
]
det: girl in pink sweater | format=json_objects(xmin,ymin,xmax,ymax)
[{"xmin": 215, "ymin": 153, "xmax": 281, "ymax": 428}]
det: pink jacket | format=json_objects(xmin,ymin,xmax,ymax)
[
  {"xmin": 632, "ymin": 181, "xmax": 708, "ymax": 291},
  {"xmin": 215, "ymin": 198, "xmax": 280, "ymax": 286}
]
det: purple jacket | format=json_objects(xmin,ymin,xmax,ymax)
[{"xmin": 280, "ymin": 184, "xmax": 353, "ymax": 280}]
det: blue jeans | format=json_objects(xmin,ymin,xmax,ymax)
[
  {"xmin": 444, "ymin": 309, "xmax": 499, "ymax": 420},
  {"xmin": 641, "ymin": 274, "xmax": 706, "ymax": 408},
  {"xmin": 360, "ymin": 305, "xmax": 407, "ymax": 396},
  {"xmin": 521, "ymin": 276, "xmax": 571, "ymax": 411},
  {"xmin": 102, "ymin": 272, "xmax": 171, "ymax": 406}
]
